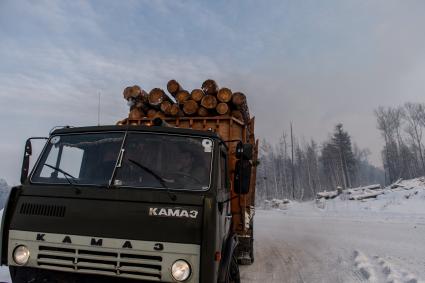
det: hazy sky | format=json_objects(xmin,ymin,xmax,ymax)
[{"xmin": 1, "ymin": 0, "xmax": 425, "ymax": 184}]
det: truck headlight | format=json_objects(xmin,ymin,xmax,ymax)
[
  {"xmin": 171, "ymin": 260, "xmax": 191, "ymax": 281},
  {"xmin": 13, "ymin": 245, "xmax": 30, "ymax": 265}
]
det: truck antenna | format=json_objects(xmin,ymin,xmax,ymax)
[{"xmin": 97, "ymin": 92, "xmax": 101, "ymax": 126}]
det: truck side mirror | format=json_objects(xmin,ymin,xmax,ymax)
[
  {"xmin": 21, "ymin": 139, "xmax": 32, "ymax": 184},
  {"xmin": 20, "ymin": 137, "xmax": 48, "ymax": 184},
  {"xmin": 236, "ymin": 142, "xmax": 253, "ymax": 160},
  {"xmin": 234, "ymin": 159, "xmax": 252, "ymax": 195}
]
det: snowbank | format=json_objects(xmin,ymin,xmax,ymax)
[{"xmin": 267, "ymin": 178, "xmax": 425, "ymax": 224}]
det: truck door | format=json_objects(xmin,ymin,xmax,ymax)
[{"xmin": 218, "ymin": 147, "xmax": 231, "ymax": 244}]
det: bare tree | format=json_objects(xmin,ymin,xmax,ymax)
[
  {"xmin": 375, "ymin": 106, "xmax": 405, "ymax": 183},
  {"xmin": 403, "ymin": 103, "xmax": 425, "ymax": 174}
]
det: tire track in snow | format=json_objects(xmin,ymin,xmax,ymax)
[
  {"xmin": 375, "ymin": 256, "xmax": 423, "ymax": 283},
  {"xmin": 240, "ymin": 211, "xmax": 425, "ymax": 282},
  {"xmin": 352, "ymin": 250, "xmax": 424, "ymax": 283},
  {"xmin": 353, "ymin": 250, "xmax": 378, "ymax": 282},
  {"xmin": 240, "ymin": 231, "xmax": 307, "ymax": 283}
]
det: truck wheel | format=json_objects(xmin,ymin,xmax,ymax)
[
  {"xmin": 249, "ymin": 238, "xmax": 254, "ymax": 264},
  {"xmin": 226, "ymin": 255, "xmax": 240, "ymax": 283},
  {"xmin": 249, "ymin": 225, "xmax": 254, "ymax": 263}
]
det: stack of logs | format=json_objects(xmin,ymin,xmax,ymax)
[{"xmin": 119, "ymin": 79, "xmax": 250, "ymax": 124}]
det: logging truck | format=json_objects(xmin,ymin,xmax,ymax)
[{"xmin": 1, "ymin": 80, "xmax": 258, "ymax": 283}]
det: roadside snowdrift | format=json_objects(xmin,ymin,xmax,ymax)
[{"xmin": 268, "ymin": 177, "xmax": 425, "ymax": 223}]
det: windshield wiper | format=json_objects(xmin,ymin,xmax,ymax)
[
  {"xmin": 44, "ymin": 163, "xmax": 82, "ymax": 195},
  {"xmin": 128, "ymin": 159, "xmax": 177, "ymax": 201}
]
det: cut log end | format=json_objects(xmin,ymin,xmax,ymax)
[
  {"xmin": 216, "ymin": 103, "xmax": 230, "ymax": 115},
  {"xmin": 148, "ymin": 88, "xmax": 165, "ymax": 106},
  {"xmin": 197, "ymin": 107, "xmax": 209, "ymax": 117},
  {"xmin": 232, "ymin": 92, "xmax": 246, "ymax": 106},
  {"xmin": 167, "ymin": 79, "xmax": 182, "ymax": 96},
  {"xmin": 176, "ymin": 90, "xmax": 190, "ymax": 104},
  {"xmin": 183, "ymin": 100, "xmax": 199, "ymax": 115},
  {"xmin": 217, "ymin": 87, "xmax": 232, "ymax": 103},
  {"xmin": 170, "ymin": 104, "xmax": 181, "ymax": 116},
  {"xmin": 202, "ymin": 79, "xmax": 219, "ymax": 96},
  {"xmin": 201, "ymin": 95, "xmax": 218, "ymax": 109},
  {"xmin": 160, "ymin": 101, "xmax": 172, "ymax": 114},
  {"xmin": 191, "ymin": 89, "xmax": 204, "ymax": 102},
  {"xmin": 123, "ymin": 85, "xmax": 142, "ymax": 100}
]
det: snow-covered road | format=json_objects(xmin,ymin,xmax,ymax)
[
  {"xmin": 240, "ymin": 210, "xmax": 425, "ymax": 283},
  {"xmin": 0, "ymin": 210, "xmax": 424, "ymax": 282}
]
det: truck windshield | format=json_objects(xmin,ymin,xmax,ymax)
[
  {"xmin": 114, "ymin": 133, "xmax": 213, "ymax": 190},
  {"xmin": 31, "ymin": 132, "xmax": 213, "ymax": 191}
]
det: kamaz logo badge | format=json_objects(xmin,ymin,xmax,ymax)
[{"xmin": 149, "ymin": 207, "xmax": 199, "ymax": 219}]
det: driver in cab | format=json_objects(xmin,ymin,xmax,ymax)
[{"xmin": 170, "ymin": 149, "xmax": 208, "ymax": 188}]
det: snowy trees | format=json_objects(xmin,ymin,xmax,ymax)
[
  {"xmin": 256, "ymin": 125, "xmax": 384, "ymax": 203},
  {"xmin": 320, "ymin": 124, "xmax": 356, "ymax": 189},
  {"xmin": 375, "ymin": 103, "xmax": 425, "ymax": 184}
]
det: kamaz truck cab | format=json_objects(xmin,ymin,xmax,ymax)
[{"xmin": 1, "ymin": 116, "xmax": 257, "ymax": 283}]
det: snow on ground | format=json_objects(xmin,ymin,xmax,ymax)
[
  {"xmin": 271, "ymin": 178, "xmax": 425, "ymax": 224},
  {"xmin": 241, "ymin": 178, "xmax": 425, "ymax": 282},
  {"xmin": 241, "ymin": 209, "xmax": 425, "ymax": 283}
]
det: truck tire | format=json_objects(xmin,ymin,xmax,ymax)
[
  {"xmin": 226, "ymin": 255, "xmax": 240, "ymax": 283},
  {"xmin": 248, "ymin": 238, "xmax": 254, "ymax": 264},
  {"xmin": 249, "ymin": 225, "xmax": 254, "ymax": 263}
]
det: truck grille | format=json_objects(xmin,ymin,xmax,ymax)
[
  {"xmin": 20, "ymin": 203, "xmax": 66, "ymax": 217},
  {"xmin": 37, "ymin": 245, "xmax": 162, "ymax": 281}
]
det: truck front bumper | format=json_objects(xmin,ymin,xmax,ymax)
[{"xmin": 8, "ymin": 230, "xmax": 200, "ymax": 283}]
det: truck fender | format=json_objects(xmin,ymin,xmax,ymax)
[
  {"xmin": 217, "ymin": 233, "xmax": 238, "ymax": 283},
  {"xmin": 0, "ymin": 186, "xmax": 21, "ymax": 265}
]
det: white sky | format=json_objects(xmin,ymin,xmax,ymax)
[{"xmin": 1, "ymin": 0, "xmax": 425, "ymax": 184}]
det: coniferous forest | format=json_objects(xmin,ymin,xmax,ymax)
[{"xmin": 256, "ymin": 123, "xmax": 384, "ymax": 203}]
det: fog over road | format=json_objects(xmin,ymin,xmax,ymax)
[{"xmin": 240, "ymin": 210, "xmax": 425, "ymax": 283}]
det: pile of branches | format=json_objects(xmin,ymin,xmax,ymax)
[{"xmin": 118, "ymin": 79, "xmax": 250, "ymax": 124}]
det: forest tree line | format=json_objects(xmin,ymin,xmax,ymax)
[
  {"xmin": 257, "ymin": 102, "xmax": 425, "ymax": 202},
  {"xmin": 256, "ymin": 123, "xmax": 384, "ymax": 202},
  {"xmin": 375, "ymin": 102, "xmax": 425, "ymax": 184}
]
